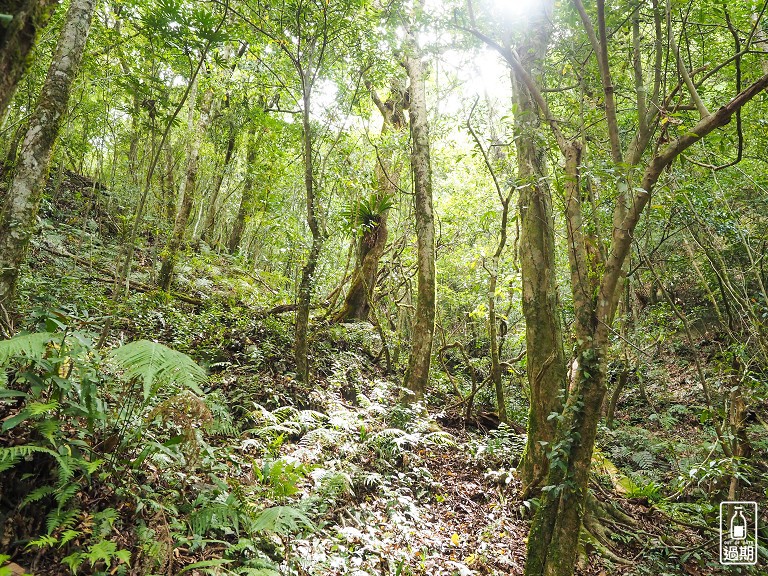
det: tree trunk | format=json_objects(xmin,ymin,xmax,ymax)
[
  {"xmin": 335, "ymin": 81, "xmax": 405, "ymax": 323},
  {"xmin": 199, "ymin": 129, "xmax": 236, "ymax": 246},
  {"xmin": 0, "ymin": 0, "xmax": 58, "ymax": 119},
  {"xmin": 402, "ymin": 41, "xmax": 436, "ymax": 402},
  {"xmin": 511, "ymin": 1, "xmax": 567, "ymax": 495},
  {"xmin": 227, "ymin": 125, "xmax": 259, "ymax": 254},
  {"xmin": 294, "ymin": 79, "xmax": 323, "ymax": 383},
  {"xmin": 524, "ymin": 71, "xmax": 768, "ymax": 576},
  {"xmin": 0, "ymin": 0, "xmax": 95, "ymax": 309},
  {"xmin": 158, "ymin": 86, "xmax": 212, "ymax": 291},
  {"xmin": 198, "ymin": 43, "xmax": 247, "ymax": 247}
]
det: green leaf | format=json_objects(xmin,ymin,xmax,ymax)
[
  {"xmin": 109, "ymin": 340, "xmax": 207, "ymax": 400},
  {"xmin": 0, "ymin": 332, "xmax": 58, "ymax": 364},
  {"xmin": 252, "ymin": 506, "xmax": 314, "ymax": 535}
]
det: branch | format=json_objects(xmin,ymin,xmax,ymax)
[
  {"xmin": 667, "ymin": 0, "xmax": 709, "ymax": 118},
  {"xmin": 571, "ymin": 0, "xmax": 622, "ymax": 162},
  {"xmin": 598, "ymin": 71, "xmax": 768, "ymax": 330}
]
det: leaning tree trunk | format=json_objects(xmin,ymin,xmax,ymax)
[
  {"xmin": 0, "ymin": 0, "xmax": 95, "ymax": 310},
  {"xmin": 0, "ymin": 0, "xmax": 58, "ymax": 120},
  {"xmin": 511, "ymin": 0, "xmax": 568, "ymax": 496},
  {"xmin": 199, "ymin": 128, "xmax": 236, "ymax": 246},
  {"xmin": 158, "ymin": 86, "xmax": 212, "ymax": 291},
  {"xmin": 294, "ymin": 78, "xmax": 323, "ymax": 384},
  {"xmin": 402, "ymin": 39, "xmax": 436, "ymax": 402},
  {"xmin": 335, "ymin": 81, "xmax": 405, "ymax": 323}
]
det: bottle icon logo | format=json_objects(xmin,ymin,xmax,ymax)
[
  {"xmin": 730, "ymin": 505, "xmax": 747, "ymax": 540},
  {"xmin": 720, "ymin": 501, "xmax": 758, "ymax": 565}
]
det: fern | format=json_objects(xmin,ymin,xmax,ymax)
[
  {"xmin": 422, "ymin": 431, "xmax": 457, "ymax": 447},
  {"xmin": 299, "ymin": 427, "xmax": 341, "ymax": 448},
  {"xmin": 205, "ymin": 391, "xmax": 239, "ymax": 437},
  {"xmin": 252, "ymin": 505, "xmax": 314, "ymax": 535},
  {"xmin": 109, "ymin": 340, "xmax": 207, "ymax": 400},
  {"xmin": 315, "ymin": 470, "xmax": 353, "ymax": 500},
  {"xmin": 0, "ymin": 445, "xmax": 58, "ymax": 473},
  {"xmin": 1, "ymin": 400, "xmax": 59, "ymax": 432},
  {"xmin": 190, "ymin": 499, "xmax": 241, "ymax": 536},
  {"xmin": 631, "ymin": 450, "xmax": 655, "ymax": 470},
  {"xmin": 55, "ymin": 482, "xmax": 79, "ymax": 509},
  {"xmin": 45, "ymin": 508, "xmax": 79, "ymax": 536},
  {"xmin": 21, "ymin": 485, "xmax": 55, "ymax": 507},
  {"xmin": 270, "ymin": 405, "xmax": 299, "ymax": 424},
  {"xmin": 0, "ymin": 331, "xmax": 58, "ymax": 365},
  {"xmin": 179, "ymin": 559, "xmax": 233, "ymax": 574}
]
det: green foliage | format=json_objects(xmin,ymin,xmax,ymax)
[
  {"xmin": 0, "ymin": 328, "xmax": 212, "ymax": 573},
  {"xmin": 252, "ymin": 506, "xmax": 315, "ymax": 535},
  {"xmin": 109, "ymin": 339, "xmax": 207, "ymax": 400},
  {"xmin": 340, "ymin": 193, "xmax": 394, "ymax": 234}
]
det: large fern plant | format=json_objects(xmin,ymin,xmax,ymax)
[
  {"xmin": 109, "ymin": 339, "xmax": 207, "ymax": 401},
  {"xmin": 0, "ymin": 331, "xmax": 209, "ymax": 573}
]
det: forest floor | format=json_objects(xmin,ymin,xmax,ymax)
[{"xmin": 1, "ymin": 177, "xmax": 762, "ymax": 575}]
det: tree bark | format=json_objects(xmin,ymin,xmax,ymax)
[
  {"xmin": 508, "ymin": 0, "xmax": 567, "ymax": 495},
  {"xmin": 200, "ymin": 129, "xmax": 236, "ymax": 246},
  {"xmin": 402, "ymin": 37, "xmax": 436, "ymax": 402},
  {"xmin": 0, "ymin": 0, "xmax": 95, "ymax": 309},
  {"xmin": 0, "ymin": 0, "xmax": 58, "ymax": 120},
  {"xmin": 524, "ymin": 70, "xmax": 768, "ymax": 576},
  {"xmin": 294, "ymin": 77, "xmax": 324, "ymax": 383},
  {"xmin": 228, "ymin": 125, "xmax": 260, "ymax": 254},
  {"xmin": 335, "ymin": 81, "xmax": 405, "ymax": 323},
  {"xmin": 199, "ymin": 42, "xmax": 247, "ymax": 247}
]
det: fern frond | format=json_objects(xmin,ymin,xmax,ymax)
[
  {"xmin": 0, "ymin": 332, "xmax": 59, "ymax": 365},
  {"xmin": 190, "ymin": 501, "xmax": 239, "ymax": 536},
  {"xmin": 249, "ymin": 404, "xmax": 278, "ymax": 425},
  {"xmin": 296, "ymin": 410, "xmax": 328, "ymax": 427},
  {"xmin": 252, "ymin": 506, "xmax": 314, "ymax": 535},
  {"xmin": 270, "ymin": 406, "xmax": 298, "ymax": 424},
  {"xmin": 316, "ymin": 470, "xmax": 353, "ymax": 499},
  {"xmin": 246, "ymin": 422, "xmax": 301, "ymax": 438},
  {"xmin": 422, "ymin": 431, "xmax": 457, "ymax": 447},
  {"xmin": 298, "ymin": 428, "xmax": 340, "ymax": 448},
  {"xmin": 21, "ymin": 486, "xmax": 55, "ymax": 507},
  {"xmin": 109, "ymin": 340, "xmax": 207, "ymax": 401},
  {"xmin": 46, "ymin": 508, "xmax": 79, "ymax": 536},
  {"xmin": 55, "ymin": 482, "xmax": 79, "ymax": 509},
  {"xmin": 0, "ymin": 445, "xmax": 58, "ymax": 473}
]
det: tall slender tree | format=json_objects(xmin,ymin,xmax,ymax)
[
  {"xmin": 158, "ymin": 83, "xmax": 213, "ymax": 291},
  {"xmin": 402, "ymin": 10, "xmax": 436, "ymax": 402},
  {"xmin": 0, "ymin": 0, "xmax": 95, "ymax": 312}
]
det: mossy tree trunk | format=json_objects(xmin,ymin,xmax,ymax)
[
  {"xmin": 0, "ymin": 0, "xmax": 95, "ymax": 311},
  {"xmin": 199, "ymin": 42, "xmax": 247, "ymax": 247},
  {"xmin": 0, "ymin": 0, "xmax": 58, "ymax": 120},
  {"xmin": 335, "ymin": 81, "xmax": 405, "ymax": 323},
  {"xmin": 402, "ymin": 28, "xmax": 436, "ymax": 402},
  {"xmin": 464, "ymin": 1, "xmax": 768, "ymax": 573},
  {"xmin": 294, "ymin": 76, "xmax": 323, "ymax": 383},
  {"xmin": 506, "ymin": 1, "xmax": 567, "ymax": 494},
  {"xmin": 523, "ymin": 75, "xmax": 768, "ymax": 576}
]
